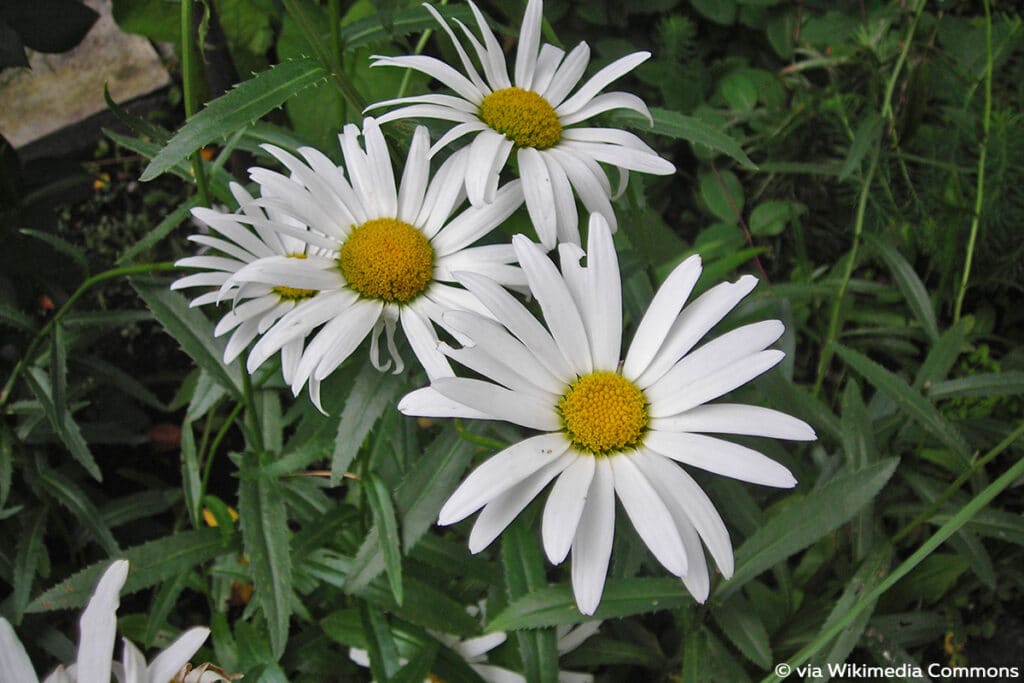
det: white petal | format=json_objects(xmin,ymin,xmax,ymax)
[
  {"xmin": 648, "ymin": 350, "xmax": 785, "ymax": 417},
  {"xmin": 650, "ymin": 404, "xmax": 817, "ymax": 441},
  {"xmin": 542, "ymin": 455, "xmax": 595, "ymax": 564},
  {"xmin": 400, "ymin": 305, "xmax": 451, "ymax": 380},
  {"xmin": 466, "ymin": 130, "xmax": 512, "ymax": 205},
  {"xmin": 417, "ymin": 147, "xmax": 470, "ymax": 238},
  {"xmin": 529, "ymin": 43, "xmax": 564, "ymax": 94},
  {"xmin": 610, "ymin": 456, "xmax": 688, "ymax": 576},
  {"xmin": 247, "ymin": 290, "xmax": 356, "ymax": 372},
  {"xmin": 540, "ymin": 151, "xmax": 580, "ymax": 247},
  {"xmin": 420, "ymin": 2, "xmax": 490, "ymax": 94},
  {"xmin": 542, "ymin": 42, "xmax": 590, "ymax": 108},
  {"xmin": 636, "ymin": 275, "xmax": 759, "ymax": 388},
  {"xmin": 559, "ymin": 92, "xmax": 652, "ymax": 126},
  {"xmin": 432, "ymin": 377, "xmax": 560, "ymax": 431},
  {"xmin": 442, "ymin": 342, "xmax": 554, "ymax": 400},
  {"xmin": 622, "ymin": 255, "xmax": 702, "ymax": 380},
  {"xmin": 397, "ymin": 125, "xmax": 431, "ymax": 223},
  {"xmin": 634, "ymin": 450, "xmax": 733, "ymax": 578},
  {"xmin": 560, "ymin": 139, "xmax": 674, "ymax": 175},
  {"xmin": 442, "ymin": 310, "xmax": 566, "ymax": 394},
  {"xmin": 147, "ymin": 627, "xmax": 210, "ymax": 683},
  {"xmin": 430, "ymin": 180, "xmax": 524, "ymax": 256},
  {"xmin": 583, "ymin": 215, "xmax": 621, "ymax": 369},
  {"xmin": 224, "ymin": 255, "xmax": 339, "ymax": 291},
  {"xmin": 646, "ymin": 431, "xmax": 797, "ymax": 488},
  {"xmin": 398, "ymin": 386, "xmax": 492, "ymax": 419},
  {"xmin": 0, "ymin": 618, "xmax": 38, "ymax": 683},
  {"xmin": 469, "ymin": 450, "xmax": 576, "ymax": 552},
  {"xmin": 513, "ymin": 235, "xmax": 592, "ymax": 375},
  {"xmin": 548, "ymin": 148, "xmax": 615, "ymax": 236},
  {"xmin": 213, "ymin": 296, "xmax": 279, "ymax": 337},
  {"xmin": 307, "ymin": 301, "xmax": 384, "ymax": 382},
  {"xmin": 514, "ymin": 0, "xmax": 542, "ymax": 88},
  {"xmin": 430, "ymin": 121, "xmax": 491, "ymax": 155},
  {"xmin": 454, "ymin": 271, "xmax": 574, "ymax": 382},
  {"xmin": 438, "ymin": 433, "xmax": 572, "ymax": 525},
  {"xmin": 453, "ymin": 633, "xmax": 507, "ymax": 661},
  {"xmin": 556, "ymin": 52, "xmax": 650, "ymax": 118},
  {"xmin": 645, "ymin": 320, "xmax": 785, "ymax": 406},
  {"xmin": 557, "ymin": 620, "xmax": 602, "ymax": 655},
  {"xmin": 519, "ymin": 147, "xmax": 558, "ymax": 249},
  {"xmin": 121, "ymin": 638, "xmax": 145, "ymax": 683},
  {"xmin": 371, "ymin": 55, "xmax": 483, "ymax": 103},
  {"xmin": 77, "ymin": 559, "xmax": 129, "ymax": 683},
  {"xmin": 466, "ymin": 2, "xmax": 511, "ymax": 88},
  {"xmin": 571, "ymin": 458, "xmax": 615, "ymax": 616}
]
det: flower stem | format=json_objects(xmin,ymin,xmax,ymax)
[
  {"xmin": 952, "ymin": 0, "xmax": 993, "ymax": 324},
  {"xmin": 181, "ymin": 0, "xmax": 211, "ymax": 207}
]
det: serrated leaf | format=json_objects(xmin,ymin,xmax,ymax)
[
  {"xmin": 865, "ymin": 233, "xmax": 938, "ymax": 342},
  {"xmin": 913, "ymin": 319, "xmax": 968, "ymax": 390},
  {"xmin": 364, "ymin": 472, "xmax": 403, "ymax": 606},
  {"xmin": 345, "ymin": 426, "xmax": 472, "ymax": 592},
  {"xmin": 28, "ymin": 527, "xmax": 228, "ymax": 612},
  {"xmin": 141, "ymin": 59, "xmax": 328, "ymax": 181},
  {"xmin": 392, "ymin": 640, "xmax": 440, "ymax": 683},
  {"xmin": 103, "ymin": 83, "xmax": 170, "ymax": 144},
  {"xmin": 339, "ymin": 4, "xmax": 475, "ymax": 50},
  {"xmin": 502, "ymin": 517, "xmax": 559, "ymax": 683},
  {"xmin": 238, "ymin": 455, "xmax": 292, "ymax": 659},
  {"xmin": 361, "ymin": 602, "xmax": 402, "ymax": 682},
  {"xmin": 37, "ymin": 466, "xmax": 118, "ymax": 554},
  {"xmin": 20, "ymin": 229, "xmax": 89, "ymax": 275},
  {"xmin": 712, "ymin": 594, "xmax": 772, "ymax": 669},
  {"xmin": 133, "ymin": 280, "xmax": 243, "ymax": 399},
  {"xmin": 331, "ymin": 363, "xmax": 404, "ymax": 480},
  {"xmin": 718, "ymin": 458, "xmax": 899, "ymax": 599},
  {"xmin": 24, "ymin": 366, "xmax": 101, "ymax": 481},
  {"xmin": 13, "ymin": 507, "xmax": 48, "ymax": 620},
  {"xmin": 838, "ymin": 112, "xmax": 882, "ymax": 181},
  {"xmin": 142, "ymin": 569, "xmax": 190, "ymax": 647},
  {"xmin": 835, "ymin": 345, "xmax": 971, "ymax": 462},
  {"xmin": 487, "ymin": 578, "xmax": 692, "ymax": 632},
  {"xmin": 613, "ymin": 107, "xmax": 756, "ymax": 169}
]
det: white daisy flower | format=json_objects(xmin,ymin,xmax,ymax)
[
  {"xmin": 368, "ymin": 0, "xmax": 675, "ymax": 249},
  {"xmin": 173, "ymin": 182, "xmax": 327, "ymax": 400},
  {"xmin": 350, "ymin": 614, "xmax": 600, "ymax": 682},
  {"xmin": 399, "ymin": 214, "xmax": 816, "ymax": 615},
  {"xmin": 219, "ymin": 117, "xmax": 526, "ymax": 411}
]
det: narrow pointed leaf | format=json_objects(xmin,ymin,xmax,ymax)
[
  {"xmin": 365, "ymin": 472, "xmax": 404, "ymax": 606},
  {"xmin": 502, "ymin": 517, "xmax": 559, "ymax": 683}
]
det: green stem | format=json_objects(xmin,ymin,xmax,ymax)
[
  {"xmin": 0, "ymin": 262, "xmax": 177, "ymax": 409},
  {"xmin": 241, "ymin": 370, "xmax": 265, "ymax": 453},
  {"xmin": 282, "ymin": 0, "xmax": 366, "ymax": 114},
  {"xmin": 760, "ymin": 427, "xmax": 1024, "ymax": 683},
  {"xmin": 813, "ymin": 144, "xmax": 880, "ymax": 396},
  {"xmin": 202, "ymin": 402, "xmax": 244, "ymax": 494},
  {"xmin": 396, "ymin": 0, "xmax": 447, "ymax": 99},
  {"xmin": 454, "ymin": 419, "xmax": 508, "ymax": 452},
  {"xmin": 893, "ymin": 420, "xmax": 1024, "ymax": 544},
  {"xmin": 952, "ymin": 0, "xmax": 993, "ymax": 324},
  {"xmin": 181, "ymin": 0, "xmax": 211, "ymax": 207}
]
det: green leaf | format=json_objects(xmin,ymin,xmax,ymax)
[
  {"xmin": 339, "ymin": 4, "xmax": 475, "ymax": 50},
  {"xmin": 681, "ymin": 621, "xmax": 712, "ymax": 683},
  {"xmin": 699, "ymin": 168, "xmax": 744, "ymax": 223},
  {"xmin": 117, "ymin": 198, "xmax": 199, "ymax": 265},
  {"xmin": 28, "ymin": 527, "xmax": 229, "ymax": 612},
  {"xmin": 927, "ymin": 372, "xmax": 1024, "ymax": 400},
  {"xmin": 132, "ymin": 280, "xmax": 243, "ymax": 399},
  {"xmin": 331, "ymin": 363, "xmax": 404, "ymax": 481},
  {"xmin": 20, "ymin": 229, "xmax": 88, "ymax": 275},
  {"xmin": 141, "ymin": 59, "xmax": 328, "ymax": 181},
  {"xmin": 840, "ymin": 380, "xmax": 877, "ymax": 559},
  {"xmin": 344, "ymin": 426, "xmax": 472, "ymax": 592},
  {"xmin": 502, "ymin": 517, "xmax": 559, "ymax": 683},
  {"xmin": 719, "ymin": 458, "xmax": 899, "ymax": 599},
  {"xmin": 487, "ymin": 578, "xmax": 691, "ymax": 631},
  {"xmin": 865, "ymin": 233, "xmax": 938, "ymax": 342},
  {"xmin": 142, "ymin": 569, "xmax": 191, "ymax": 647},
  {"xmin": 364, "ymin": 472, "xmax": 404, "ymax": 606},
  {"xmin": 239, "ymin": 455, "xmax": 293, "ymax": 659},
  {"xmin": 360, "ymin": 603, "xmax": 402, "ymax": 681},
  {"xmin": 712, "ymin": 594, "xmax": 772, "ymax": 669},
  {"xmin": 913, "ymin": 319, "xmax": 968, "ymax": 390},
  {"xmin": 749, "ymin": 200, "xmax": 806, "ymax": 237},
  {"xmin": 838, "ymin": 112, "xmax": 883, "ymax": 181},
  {"xmin": 13, "ymin": 507, "xmax": 48, "ymax": 620},
  {"xmin": 392, "ymin": 640, "xmax": 440, "ymax": 683},
  {"xmin": 809, "ymin": 544, "xmax": 892, "ymax": 682},
  {"xmin": 690, "ymin": 0, "xmax": 736, "ymax": 25},
  {"xmin": 835, "ymin": 345, "xmax": 972, "ymax": 462},
  {"xmin": 24, "ymin": 366, "xmax": 101, "ymax": 481},
  {"xmin": 720, "ymin": 72, "xmax": 758, "ymax": 111},
  {"xmin": 613, "ymin": 107, "xmax": 756, "ymax": 169}
]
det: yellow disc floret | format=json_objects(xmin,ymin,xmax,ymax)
[
  {"xmin": 558, "ymin": 371, "xmax": 649, "ymax": 455},
  {"xmin": 339, "ymin": 218, "xmax": 434, "ymax": 303},
  {"xmin": 271, "ymin": 253, "xmax": 318, "ymax": 302},
  {"xmin": 479, "ymin": 87, "xmax": 562, "ymax": 150}
]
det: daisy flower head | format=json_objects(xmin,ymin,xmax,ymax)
[
  {"xmin": 173, "ymin": 181, "xmax": 328, "ymax": 400},
  {"xmin": 368, "ymin": 0, "xmax": 675, "ymax": 249},
  {"xmin": 399, "ymin": 214, "xmax": 816, "ymax": 615},
  {"xmin": 218, "ymin": 117, "xmax": 526, "ymax": 411}
]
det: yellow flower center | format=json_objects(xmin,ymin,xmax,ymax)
[
  {"xmin": 479, "ymin": 87, "xmax": 562, "ymax": 150},
  {"xmin": 558, "ymin": 371, "xmax": 649, "ymax": 455},
  {"xmin": 339, "ymin": 218, "xmax": 434, "ymax": 303},
  {"xmin": 271, "ymin": 253, "xmax": 318, "ymax": 302}
]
